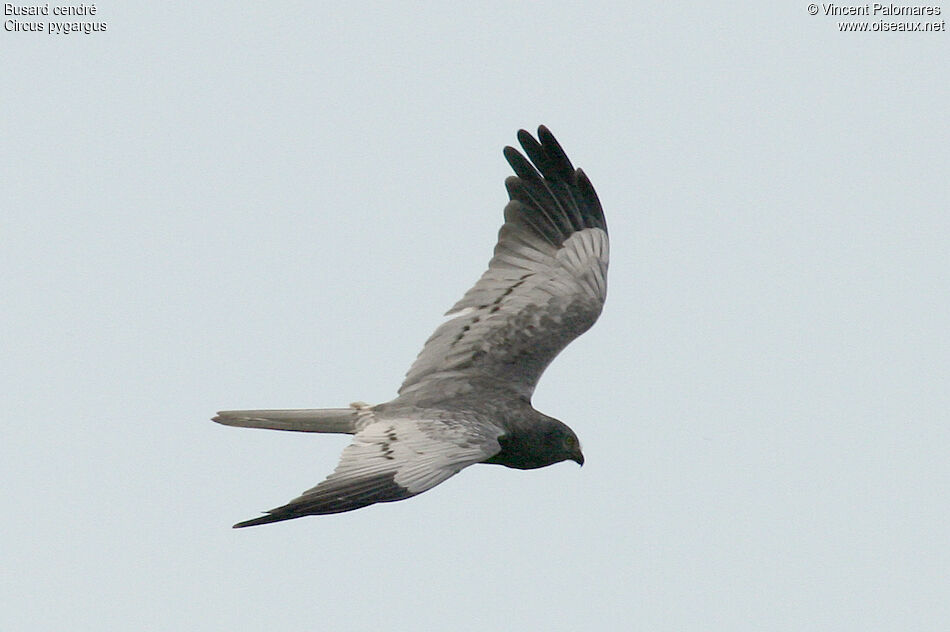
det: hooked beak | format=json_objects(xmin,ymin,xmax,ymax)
[{"xmin": 572, "ymin": 450, "xmax": 585, "ymax": 467}]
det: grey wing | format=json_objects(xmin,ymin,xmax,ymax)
[
  {"xmin": 399, "ymin": 126, "xmax": 609, "ymax": 403},
  {"xmin": 233, "ymin": 417, "xmax": 501, "ymax": 527}
]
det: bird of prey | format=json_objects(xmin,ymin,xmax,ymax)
[{"xmin": 214, "ymin": 126, "xmax": 608, "ymax": 528}]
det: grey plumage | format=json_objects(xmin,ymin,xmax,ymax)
[
  {"xmin": 212, "ymin": 409, "xmax": 359, "ymax": 434},
  {"xmin": 214, "ymin": 126, "xmax": 608, "ymax": 527}
]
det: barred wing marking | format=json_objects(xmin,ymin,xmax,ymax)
[
  {"xmin": 233, "ymin": 418, "xmax": 501, "ymax": 527},
  {"xmin": 399, "ymin": 127, "xmax": 608, "ymax": 402}
]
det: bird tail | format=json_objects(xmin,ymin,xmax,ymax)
[{"xmin": 212, "ymin": 408, "xmax": 362, "ymax": 434}]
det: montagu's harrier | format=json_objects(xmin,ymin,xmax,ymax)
[{"xmin": 214, "ymin": 126, "xmax": 608, "ymax": 527}]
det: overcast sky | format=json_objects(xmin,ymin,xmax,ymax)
[{"xmin": 3, "ymin": 3, "xmax": 948, "ymax": 631}]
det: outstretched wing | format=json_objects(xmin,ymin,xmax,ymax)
[
  {"xmin": 399, "ymin": 126, "xmax": 608, "ymax": 403},
  {"xmin": 233, "ymin": 417, "xmax": 501, "ymax": 527}
]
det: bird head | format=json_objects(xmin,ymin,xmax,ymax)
[
  {"xmin": 562, "ymin": 429, "xmax": 585, "ymax": 466},
  {"xmin": 550, "ymin": 420, "xmax": 584, "ymax": 466}
]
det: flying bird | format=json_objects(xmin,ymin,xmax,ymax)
[{"xmin": 214, "ymin": 126, "xmax": 608, "ymax": 527}]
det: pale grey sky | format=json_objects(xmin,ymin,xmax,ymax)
[{"xmin": 3, "ymin": 3, "xmax": 948, "ymax": 631}]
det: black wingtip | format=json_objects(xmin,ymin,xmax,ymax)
[
  {"xmin": 232, "ymin": 507, "xmax": 297, "ymax": 528},
  {"xmin": 503, "ymin": 145, "xmax": 541, "ymax": 181},
  {"xmin": 513, "ymin": 126, "xmax": 576, "ymax": 182},
  {"xmin": 536, "ymin": 125, "xmax": 556, "ymax": 150},
  {"xmin": 233, "ymin": 516, "xmax": 267, "ymax": 528},
  {"xmin": 517, "ymin": 128, "xmax": 535, "ymax": 146},
  {"xmin": 499, "ymin": 125, "xmax": 607, "ymax": 241}
]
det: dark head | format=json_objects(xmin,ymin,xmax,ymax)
[
  {"xmin": 485, "ymin": 414, "xmax": 584, "ymax": 470},
  {"xmin": 552, "ymin": 419, "xmax": 585, "ymax": 467}
]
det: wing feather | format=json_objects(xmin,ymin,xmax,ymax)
[
  {"xmin": 398, "ymin": 127, "xmax": 608, "ymax": 403},
  {"xmin": 232, "ymin": 418, "xmax": 501, "ymax": 527}
]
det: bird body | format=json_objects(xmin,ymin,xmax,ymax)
[{"xmin": 215, "ymin": 126, "xmax": 608, "ymax": 527}]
